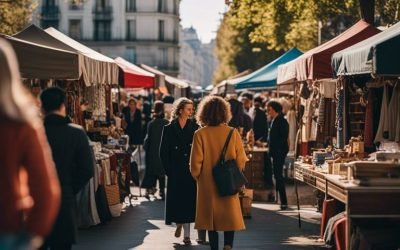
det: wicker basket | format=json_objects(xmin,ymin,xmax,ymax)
[{"xmin": 104, "ymin": 183, "xmax": 120, "ymax": 205}]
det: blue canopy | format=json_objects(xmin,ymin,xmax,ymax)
[{"xmin": 232, "ymin": 48, "xmax": 303, "ymax": 90}]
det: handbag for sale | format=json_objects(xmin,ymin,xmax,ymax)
[{"xmin": 212, "ymin": 128, "xmax": 248, "ymax": 197}]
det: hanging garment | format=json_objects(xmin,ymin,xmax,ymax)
[
  {"xmin": 374, "ymin": 85, "xmax": 389, "ymax": 143},
  {"xmin": 388, "ymin": 83, "xmax": 400, "ymax": 141},
  {"xmin": 301, "ymin": 97, "xmax": 312, "ymax": 142},
  {"xmin": 89, "ymin": 179, "xmax": 101, "ymax": 226},
  {"xmin": 320, "ymin": 81, "xmax": 336, "ymax": 98},
  {"xmin": 336, "ymin": 81, "xmax": 344, "ymax": 148},
  {"xmin": 286, "ymin": 110, "xmax": 297, "ymax": 152},
  {"xmin": 364, "ymin": 89, "xmax": 374, "ymax": 149}
]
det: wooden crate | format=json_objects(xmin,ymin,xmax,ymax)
[{"xmin": 240, "ymin": 196, "xmax": 252, "ymax": 218}]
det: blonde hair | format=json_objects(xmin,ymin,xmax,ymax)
[
  {"xmin": 171, "ymin": 97, "xmax": 193, "ymax": 119},
  {"xmin": 0, "ymin": 38, "xmax": 39, "ymax": 125}
]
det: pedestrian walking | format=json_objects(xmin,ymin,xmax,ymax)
[
  {"xmin": 40, "ymin": 87, "xmax": 94, "ymax": 250},
  {"xmin": 142, "ymin": 101, "xmax": 169, "ymax": 200},
  {"xmin": 160, "ymin": 98, "xmax": 198, "ymax": 245},
  {"xmin": 0, "ymin": 38, "xmax": 61, "ymax": 250},
  {"xmin": 122, "ymin": 98, "xmax": 143, "ymax": 145},
  {"xmin": 266, "ymin": 100, "xmax": 289, "ymax": 210},
  {"xmin": 190, "ymin": 95, "xmax": 248, "ymax": 250}
]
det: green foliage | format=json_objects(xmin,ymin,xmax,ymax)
[
  {"xmin": 214, "ymin": 0, "xmax": 367, "ymax": 83},
  {"xmin": 376, "ymin": 0, "xmax": 400, "ymax": 25},
  {"xmin": 0, "ymin": 0, "xmax": 37, "ymax": 35}
]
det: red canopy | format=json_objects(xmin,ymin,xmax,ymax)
[
  {"xmin": 115, "ymin": 57, "xmax": 155, "ymax": 88},
  {"xmin": 278, "ymin": 20, "xmax": 380, "ymax": 83}
]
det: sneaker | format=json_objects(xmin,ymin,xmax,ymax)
[
  {"xmin": 174, "ymin": 224, "xmax": 183, "ymax": 238},
  {"xmin": 280, "ymin": 204, "xmax": 288, "ymax": 210},
  {"xmin": 223, "ymin": 245, "xmax": 232, "ymax": 250}
]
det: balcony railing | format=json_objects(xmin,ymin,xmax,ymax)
[
  {"xmin": 93, "ymin": 6, "xmax": 113, "ymax": 20},
  {"xmin": 69, "ymin": 3, "xmax": 83, "ymax": 10},
  {"xmin": 125, "ymin": 38, "xmax": 179, "ymax": 44},
  {"xmin": 41, "ymin": 5, "xmax": 60, "ymax": 20}
]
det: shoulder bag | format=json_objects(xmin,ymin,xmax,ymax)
[{"xmin": 212, "ymin": 127, "xmax": 248, "ymax": 197}]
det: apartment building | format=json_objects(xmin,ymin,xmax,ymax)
[{"xmin": 36, "ymin": 0, "xmax": 180, "ymax": 76}]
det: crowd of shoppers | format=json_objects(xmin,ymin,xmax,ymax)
[{"xmin": 0, "ymin": 37, "xmax": 292, "ymax": 250}]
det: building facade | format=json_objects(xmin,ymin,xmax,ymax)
[
  {"xmin": 179, "ymin": 27, "xmax": 218, "ymax": 88},
  {"xmin": 35, "ymin": 0, "xmax": 180, "ymax": 76}
]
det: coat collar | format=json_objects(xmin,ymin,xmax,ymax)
[{"xmin": 44, "ymin": 114, "xmax": 71, "ymax": 126}]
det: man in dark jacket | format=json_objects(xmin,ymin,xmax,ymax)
[
  {"xmin": 266, "ymin": 101, "xmax": 289, "ymax": 210},
  {"xmin": 40, "ymin": 87, "xmax": 94, "ymax": 250},
  {"xmin": 122, "ymin": 98, "xmax": 143, "ymax": 145}
]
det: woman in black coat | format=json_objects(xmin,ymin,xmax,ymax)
[
  {"xmin": 142, "ymin": 101, "xmax": 169, "ymax": 199},
  {"xmin": 122, "ymin": 98, "xmax": 143, "ymax": 145},
  {"xmin": 160, "ymin": 97, "xmax": 199, "ymax": 245}
]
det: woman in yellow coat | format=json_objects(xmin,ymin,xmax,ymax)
[{"xmin": 190, "ymin": 96, "xmax": 248, "ymax": 250}]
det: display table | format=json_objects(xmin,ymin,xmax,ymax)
[
  {"xmin": 294, "ymin": 162, "xmax": 400, "ymax": 249},
  {"xmin": 244, "ymin": 147, "xmax": 272, "ymax": 201}
]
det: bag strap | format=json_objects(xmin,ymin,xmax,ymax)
[{"xmin": 220, "ymin": 127, "xmax": 235, "ymax": 164}]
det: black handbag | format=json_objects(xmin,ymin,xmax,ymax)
[{"xmin": 212, "ymin": 127, "xmax": 248, "ymax": 197}]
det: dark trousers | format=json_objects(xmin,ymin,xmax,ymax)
[
  {"xmin": 142, "ymin": 174, "xmax": 165, "ymax": 195},
  {"xmin": 208, "ymin": 231, "xmax": 234, "ymax": 250},
  {"xmin": 263, "ymin": 152, "xmax": 274, "ymax": 188},
  {"xmin": 271, "ymin": 154, "xmax": 287, "ymax": 205}
]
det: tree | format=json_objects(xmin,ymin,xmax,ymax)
[
  {"xmin": 376, "ymin": 0, "xmax": 400, "ymax": 25},
  {"xmin": 214, "ymin": 0, "xmax": 397, "ymax": 83},
  {"xmin": 0, "ymin": 0, "xmax": 37, "ymax": 35}
]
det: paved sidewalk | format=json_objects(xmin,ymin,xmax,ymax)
[{"xmin": 73, "ymin": 194, "xmax": 324, "ymax": 250}]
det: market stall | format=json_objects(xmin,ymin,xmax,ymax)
[
  {"xmin": 114, "ymin": 57, "xmax": 155, "ymax": 89},
  {"xmin": 1, "ymin": 34, "xmax": 80, "ymax": 80},
  {"xmin": 13, "ymin": 24, "xmax": 120, "ymax": 86},
  {"xmin": 140, "ymin": 63, "xmax": 189, "ymax": 98},
  {"xmin": 276, "ymin": 20, "xmax": 380, "ymax": 156},
  {"xmin": 232, "ymin": 48, "xmax": 303, "ymax": 91}
]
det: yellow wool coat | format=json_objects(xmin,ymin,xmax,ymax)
[{"xmin": 190, "ymin": 124, "xmax": 248, "ymax": 231}]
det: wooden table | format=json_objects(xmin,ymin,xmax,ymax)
[{"xmin": 294, "ymin": 162, "xmax": 400, "ymax": 250}]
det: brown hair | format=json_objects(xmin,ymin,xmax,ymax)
[
  {"xmin": 195, "ymin": 95, "xmax": 232, "ymax": 126},
  {"xmin": 172, "ymin": 97, "xmax": 193, "ymax": 119},
  {"xmin": 153, "ymin": 100, "xmax": 164, "ymax": 118}
]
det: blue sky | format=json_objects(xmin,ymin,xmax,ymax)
[{"xmin": 180, "ymin": 0, "xmax": 227, "ymax": 43}]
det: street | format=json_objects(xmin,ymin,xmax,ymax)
[{"xmin": 74, "ymin": 187, "xmax": 324, "ymax": 250}]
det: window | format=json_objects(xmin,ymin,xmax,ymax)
[
  {"xmin": 126, "ymin": 0, "xmax": 136, "ymax": 12},
  {"xmin": 126, "ymin": 47, "xmax": 136, "ymax": 63},
  {"xmin": 173, "ymin": 0, "xmax": 178, "ymax": 14},
  {"xmin": 173, "ymin": 23, "xmax": 178, "ymax": 42},
  {"xmin": 45, "ymin": 0, "xmax": 56, "ymax": 7},
  {"xmin": 94, "ymin": 21, "xmax": 111, "ymax": 41},
  {"xmin": 159, "ymin": 48, "xmax": 168, "ymax": 68},
  {"xmin": 126, "ymin": 20, "xmax": 136, "ymax": 40},
  {"xmin": 95, "ymin": 0, "xmax": 110, "ymax": 10},
  {"xmin": 69, "ymin": 0, "xmax": 83, "ymax": 10},
  {"xmin": 69, "ymin": 20, "xmax": 81, "ymax": 39},
  {"xmin": 158, "ymin": 20, "xmax": 165, "ymax": 41},
  {"xmin": 158, "ymin": 0, "xmax": 167, "ymax": 13},
  {"xmin": 42, "ymin": 21, "xmax": 59, "ymax": 29}
]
